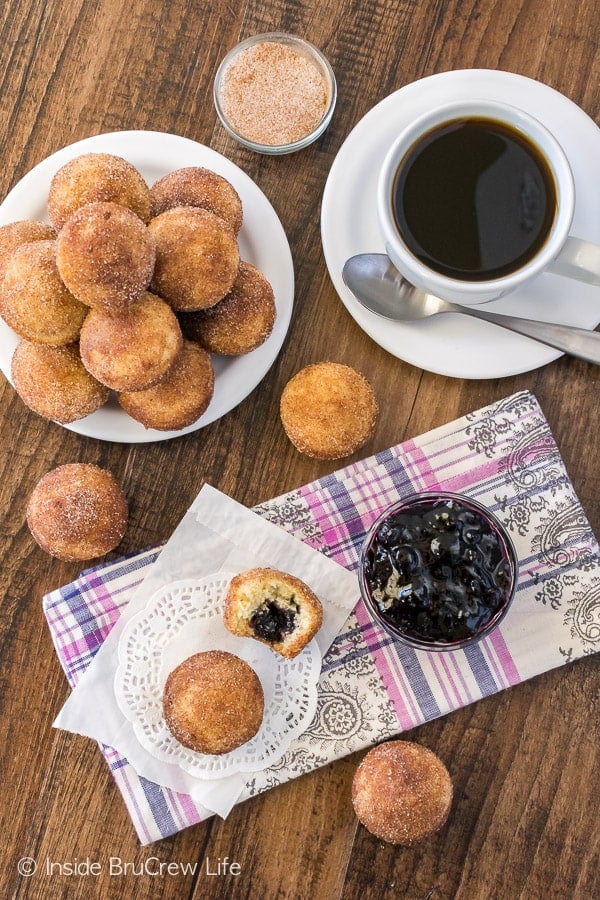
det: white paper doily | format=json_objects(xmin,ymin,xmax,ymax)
[{"xmin": 114, "ymin": 575, "xmax": 322, "ymax": 779}]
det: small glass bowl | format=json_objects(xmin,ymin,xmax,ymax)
[
  {"xmin": 213, "ymin": 32, "xmax": 337, "ymax": 155},
  {"xmin": 358, "ymin": 492, "xmax": 518, "ymax": 652}
]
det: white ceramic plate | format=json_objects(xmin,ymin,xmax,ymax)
[
  {"xmin": 0, "ymin": 131, "xmax": 294, "ymax": 441},
  {"xmin": 321, "ymin": 70, "xmax": 600, "ymax": 379}
]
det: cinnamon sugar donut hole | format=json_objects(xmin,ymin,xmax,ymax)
[
  {"xmin": 55, "ymin": 201, "xmax": 155, "ymax": 313},
  {"xmin": 148, "ymin": 206, "xmax": 239, "ymax": 311},
  {"xmin": 117, "ymin": 340, "xmax": 214, "ymax": 431},
  {"xmin": 0, "ymin": 241, "xmax": 87, "ymax": 345},
  {"xmin": 180, "ymin": 261, "xmax": 275, "ymax": 355},
  {"xmin": 26, "ymin": 463, "xmax": 128, "ymax": 561},
  {"xmin": 0, "ymin": 221, "xmax": 56, "ymax": 279},
  {"xmin": 47, "ymin": 152, "xmax": 151, "ymax": 230},
  {"xmin": 280, "ymin": 362, "xmax": 379, "ymax": 459},
  {"xmin": 163, "ymin": 650, "xmax": 264, "ymax": 755},
  {"xmin": 150, "ymin": 167, "xmax": 243, "ymax": 235},
  {"xmin": 224, "ymin": 567, "xmax": 323, "ymax": 658},
  {"xmin": 352, "ymin": 741, "xmax": 453, "ymax": 845},
  {"xmin": 79, "ymin": 292, "xmax": 183, "ymax": 391},
  {"xmin": 11, "ymin": 341, "xmax": 109, "ymax": 423}
]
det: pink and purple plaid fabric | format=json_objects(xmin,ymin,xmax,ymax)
[{"xmin": 44, "ymin": 391, "xmax": 600, "ymax": 843}]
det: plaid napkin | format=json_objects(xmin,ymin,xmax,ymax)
[{"xmin": 43, "ymin": 390, "xmax": 600, "ymax": 844}]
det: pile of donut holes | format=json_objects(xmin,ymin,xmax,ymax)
[{"xmin": 0, "ymin": 153, "xmax": 276, "ymax": 431}]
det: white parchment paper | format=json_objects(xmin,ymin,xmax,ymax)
[{"xmin": 54, "ymin": 485, "xmax": 359, "ymax": 817}]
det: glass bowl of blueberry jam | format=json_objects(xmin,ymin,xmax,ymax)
[{"xmin": 359, "ymin": 492, "xmax": 518, "ymax": 651}]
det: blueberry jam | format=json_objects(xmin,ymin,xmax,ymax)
[
  {"xmin": 250, "ymin": 600, "xmax": 298, "ymax": 643},
  {"xmin": 362, "ymin": 495, "xmax": 516, "ymax": 646}
]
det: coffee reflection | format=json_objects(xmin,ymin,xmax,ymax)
[{"xmin": 392, "ymin": 117, "xmax": 557, "ymax": 281}]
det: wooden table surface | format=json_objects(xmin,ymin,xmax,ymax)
[{"xmin": 1, "ymin": 1, "xmax": 598, "ymax": 898}]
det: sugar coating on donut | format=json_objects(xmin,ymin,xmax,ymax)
[
  {"xmin": 0, "ymin": 221, "xmax": 56, "ymax": 279},
  {"xmin": 117, "ymin": 339, "xmax": 214, "ymax": 431},
  {"xmin": 0, "ymin": 240, "xmax": 87, "ymax": 345},
  {"xmin": 48, "ymin": 152, "xmax": 151, "ymax": 229},
  {"xmin": 352, "ymin": 740, "xmax": 453, "ymax": 845},
  {"xmin": 163, "ymin": 650, "xmax": 264, "ymax": 755},
  {"xmin": 280, "ymin": 361, "xmax": 379, "ymax": 459},
  {"xmin": 11, "ymin": 341, "xmax": 109, "ymax": 423},
  {"xmin": 180, "ymin": 261, "xmax": 275, "ymax": 355},
  {"xmin": 224, "ymin": 567, "xmax": 323, "ymax": 658},
  {"xmin": 149, "ymin": 206, "xmax": 239, "ymax": 311},
  {"xmin": 26, "ymin": 463, "xmax": 128, "ymax": 561},
  {"xmin": 79, "ymin": 291, "xmax": 183, "ymax": 391},
  {"xmin": 150, "ymin": 167, "xmax": 243, "ymax": 234},
  {"xmin": 55, "ymin": 201, "xmax": 156, "ymax": 312}
]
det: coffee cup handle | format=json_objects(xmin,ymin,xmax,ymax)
[{"xmin": 547, "ymin": 236, "xmax": 600, "ymax": 286}]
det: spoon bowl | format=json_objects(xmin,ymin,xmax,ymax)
[{"xmin": 342, "ymin": 253, "xmax": 453, "ymax": 319}]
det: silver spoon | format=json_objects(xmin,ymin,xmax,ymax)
[{"xmin": 342, "ymin": 253, "xmax": 600, "ymax": 365}]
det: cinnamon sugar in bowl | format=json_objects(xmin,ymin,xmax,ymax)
[{"xmin": 214, "ymin": 33, "xmax": 336, "ymax": 154}]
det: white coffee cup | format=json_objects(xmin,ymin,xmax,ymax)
[{"xmin": 377, "ymin": 99, "xmax": 600, "ymax": 305}]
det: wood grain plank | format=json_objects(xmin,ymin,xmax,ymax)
[{"xmin": 0, "ymin": 0, "xmax": 598, "ymax": 897}]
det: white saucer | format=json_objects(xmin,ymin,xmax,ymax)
[
  {"xmin": 321, "ymin": 70, "xmax": 600, "ymax": 379},
  {"xmin": 0, "ymin": 131, "xmax": 294, "ymax": 442}
]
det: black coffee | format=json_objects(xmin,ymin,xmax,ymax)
[{"xmin": 392, "ymin": 117, "xmax": 557, "ymax": 281}]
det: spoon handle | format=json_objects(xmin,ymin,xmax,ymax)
[{"xmin": 460, "ymin": 307, "xmax": 600, "ymax": 364}]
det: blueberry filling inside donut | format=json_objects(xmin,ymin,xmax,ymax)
[{"xmin": 250, "ymin": 599, "xmax": 298, "ymax": 643}]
